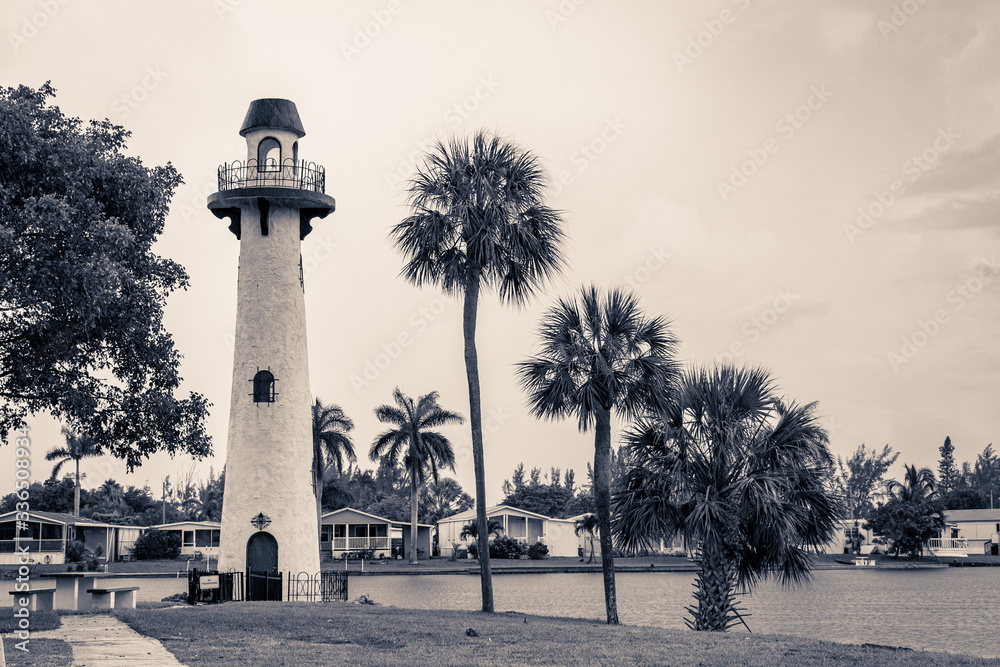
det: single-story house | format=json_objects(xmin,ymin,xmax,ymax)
[
  {"xmin": 151, "ymin": 521, "xmax": 221, "ymax": 557},
  {"xmin": 437, "ymin": 505, "xmax": 578, "ymax": 557},
  {"xmin": 931, "ymin": 509, "xmax": 1000, "ymax": 556},
  {"xmin": 814, "ymin": 519, "xmax": 878, "ymax": 555},
  {"xmin": 0, "ymin": 511, "xmax": 141, "ymax": 565},
  {"xmin": 564, "ymin": 513, "xmax": 686, "ymax": 557},
  {"xmin": 320, "ymin": 508, "xmax": 431, "ymax": 559}
]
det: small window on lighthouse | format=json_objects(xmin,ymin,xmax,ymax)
[
  {"xmin": 257, "ymin": 138, "xmax": 281, "ymax": 172},
  {"xmin": 251, "ymin": 369, "xmax": 277, "ymax": 403}
]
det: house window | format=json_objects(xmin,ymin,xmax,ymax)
[
  {"xmin": 257, "ymin": 137, "xmax": 281, "ymax": 171},
  {"xmin": 251, "ymin": 369, "xmax": 277, "ymax": 403},
  {"xmin": 41, "ymin": 524, "xmax": 61, "ymax": 540},
  {"xmin": 334, "ymin": 525, "xmax": 346, "ymax": 539},
  {"xmin": 183, "ymin": 531, "xmax": 194, "ymax": 548}
]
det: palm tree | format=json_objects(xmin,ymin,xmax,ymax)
[
  {"xmin": 97, "ymin": 479, "xmax": 125, "ymax": 507},
  {"xmin": 575, "ymin": 514, "xmax": 599, "ymax": 563},
  {"xmin": 517, "ymin": 285, "xmax": 679, "ymax": 624},
  {"xmin": 370, "ymin": 388, "xmax": 463, "ymax": 564},
  {"xmin": 614, "ymin": 365, "xmax": 840, "ymax": 632},
  {"xmin": 887, "ymin": 464, "xmax": 936, "ymax": 503},
  {"xmin": 45, "ymin": 427, "xmax": 102, "ymax": 517},
  {"xmin": 391, "ymin": 130, "xmax": 566, "ymax": 611},
  {"xmin": 312, "ymin": 399, "xmax": 356, "ymax": 524},
  {"xmin": 460, "ymin": 519, "xmax": 504, "ymax": 559}
]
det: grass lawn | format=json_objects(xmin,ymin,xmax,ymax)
[
  {"xmin": 1, "ymin": 610, "xmax": 70, "ymax": 667},
  {"xmin": 114, "ymin": 602, "xmax": 1000, "ymax": 667}
]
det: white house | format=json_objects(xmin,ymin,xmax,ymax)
[
  {"xmin": 320, "ymin": 508, "xmax": 431, "ymax": 560},
  {"xmin": 151, "ymin": 521, "xmax": 221, "ymax": 557},
  {"xmin": 0, "ymin": 511, "xmax": 141, "ymax": 565},
  {"xmin": 437, "ymin": 505, "xmax": 578, "ymax": 557},
  {"xmin": 930, "ymin": 509, "xmax": 1000, "ymax": 556},
  {"xmin": 814, "ymin": 519, "xmax": 878, "ymax": 555}
]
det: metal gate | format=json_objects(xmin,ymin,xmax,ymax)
[
  {"xmin": 247, "ymin": 569, "xmax": 283, "ymax": 601},
  {"xmin": 188, "ymin": 569, "xmax": 245, "ymax": 604},
  {"xmin": 286, "ymin": 571, "xmax": 348, "ymax": 602}
]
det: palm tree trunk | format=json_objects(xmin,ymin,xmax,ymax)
[
  {"xmin": 463, "ymin": 273, "xmax": 494, "ymax": 613},
  {"xmin": 74, "ymin": 458, "xmax": 80, "ymax": 518},
  {"xmin": 409, "ymin": 465, "xmax": 419, "ymax": 564},
  {"xmin": 588, "ymin": 536, "xmax": 595, "ymax": 564},
  {"xmin": 689, "ymin": 539, "xmax": 738, "ymax": 631},
  {"xmin": 593, "ymin": 406, "xmax": 619, "ymax": 624}
]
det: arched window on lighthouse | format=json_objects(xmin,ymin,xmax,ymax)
[
  {"xmin": 251, "ymin": 369, "xmax": 277, "ymax": 403},
  {"xmin": 257, "ymin": 138, "xmax": 281, "ymax": 172}
]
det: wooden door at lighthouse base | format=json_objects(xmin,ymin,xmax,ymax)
[{"xmin": 247, "ymin": 532, "xmax": 282, "ymax": 600}]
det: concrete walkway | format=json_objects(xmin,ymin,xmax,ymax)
[{"xmin": 33, "ymin": 614, "xmax": 185, "ymax": 666}]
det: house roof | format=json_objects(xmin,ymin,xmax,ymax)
[
  {"xmin": 151, "ymin": 521, "xmax": 221, "ymax": 530},
  {"xmin": 438, "ymin": 505, "xmax": 573, "ymax": 524},
  {"xmin": 943, "ymin": 509, "xmax": 1000, "ymax": 523},
  {"xmin": 0, "ymin": 510, "xmax": 134, "ymax": 529},
  {"xmin": 322, "ymin": 507, "xmax": 394, "ymax": 524}
]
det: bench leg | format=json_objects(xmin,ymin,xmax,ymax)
[
  {"xmin": 34, "ymin": 591, "xmax": 54, "ymax": 611},
  {"xmin": 91, "ymin": 593, "xmax": 112, "ymax": 610},
  {"xmin": 118, "ymin": 590, "xmax": 136, "ymax": 609}
]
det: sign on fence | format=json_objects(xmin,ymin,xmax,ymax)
[{"xmin": 200, "ymin": 575, "xmax": 220, "ymax": 590}]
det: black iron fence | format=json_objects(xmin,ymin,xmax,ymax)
[
  {"xmin": 287, "ymin": 571, "xmax": 348, "ymax": 602},
  {"xmin": 217, "ymin": 158, "xmax": 326, "ymax": 194},
  {"xmin": 188, "ymin": 569, "xmax": 244, "ymax": 604}
]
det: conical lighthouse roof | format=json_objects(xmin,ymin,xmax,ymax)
[{"xmin": 239, "ymin": 98, "xmax": 305, "ymax": 137}]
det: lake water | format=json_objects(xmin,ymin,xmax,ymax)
[{"xmin": 4, "ymin": 568, "xmax": 998, "ymax": 658}]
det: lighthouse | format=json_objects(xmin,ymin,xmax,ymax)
[{"xmin": 208, "ymin": 99, "xmax": 335, "ymax": 578}]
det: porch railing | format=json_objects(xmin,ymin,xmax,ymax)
[
  {"xmin": 217, "ymin": 158, "xmax": 325, "ymax": 193},
  {"xmin": 0, "ymin": 539, "xmax": 64, "ymax": 553},
  {"xmin": 928, "ymin": 538, "xmax": 968, "ymax": 550}
]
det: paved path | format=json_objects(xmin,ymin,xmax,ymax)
[{"xmin": 33, "ymin": 614, "xmax": 185, "ymax": 666}]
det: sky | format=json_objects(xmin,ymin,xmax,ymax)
[{"xmin": 2, "ymin": 1, "xmax": 998, "ymax": 505}]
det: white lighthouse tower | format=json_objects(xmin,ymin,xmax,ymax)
[{"xmin": 208, "ymin": 99, "xmax": 334, "ymax": 579}]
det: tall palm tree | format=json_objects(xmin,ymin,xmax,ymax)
[
  {"xmin": 370, "ymin": 388, "xmax": 463, "ymax": 564},
  {"xmin": 517, "ymin": 285, "xmax": 679, "ymax": 624},
  {"xmin": 460, "ymin": 519, "xmax": 504, "ymax": 559},
  {"xmin": 97, "ymin": 479, "xmax": 125, "ymax": 507},
  {"xmin": 614, "ymin": 365, "xmax": 840, "ymax": 632},
  {"xmin": 312, "ymin": 399, "xmax": 356, "ymax": 524},
  {"xmin": 391, "ymin": 129, "xmax": 566, "ymax": 611},
  {"xmin": 575, "ymin": 514, "xmax": 599, "ymax": 563},
  {"xmin": 887, "ymin": 464, "xmax": 936, "ymax": 503},
  {"xmin": 45, "ymin": 427, "xmax": 102, "ymax": 517}
]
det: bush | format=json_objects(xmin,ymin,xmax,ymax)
[
  {"xmin": 490, "ymin": 536, "xmax": 525, "ymax": 559},
  {"xmin": 133, "ymin": 529, "xmax": 181, "ymax": 560},
  {"xmin": 65, "ymin": 541, "xmax": 85, "ymax": 563},
  {"xmin": 527, "ymin": 542, "xmax": 549, "ymax": 560}
]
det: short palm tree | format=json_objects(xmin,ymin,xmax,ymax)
[
  {"xmin": 575, "ymin": 514, "xmax": 599, "ymax": 563},
  {"xmin": 614, "ymin": 365, "xmax": 840, "ymax": 631},
  {"xmin": 312, "ymin": 399, "xmax": 356, "ymax": 524},
  {"xmin": 887, "ymin": 464, "xmax": 936, "ymax": 503},
  {"xmin": 371, "ymin": 388, "xmax": 463, "ymax": 564},
  {"xmin": 517, "ymin": 285, "xmax": 680, "ymax": 624},
  {"xmin": 460, "ymin": 518, "xmax": 504, "ymax": 559},
  {"xmin": 45, "ymin": 428, "xmax": 102, "ymax": 517},
  {"xmin": 392, "ymin": 129, "xmax": 566, "ymax": 611},
  {"xmin": 97, "ymin": 479, "xmax": 125, "ymax": 507}
]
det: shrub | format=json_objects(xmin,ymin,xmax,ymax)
[
  {"xmin": 133, "ymin": 529, "xmax": 181, "ymax": 560},
  {"xmin": 527, "ymin": 542, "xmax": 549, "ymax": 560},
  {"xmin": 65, "ymin": 541, "xmax": 85, "ymax": 563},
  {"xmin": 490, "ymin": 536, "xmax": 525, "ymax": 559}
]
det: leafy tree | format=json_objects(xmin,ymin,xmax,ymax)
[
  {"xmin": 937, "ymin": 436, "xmax": 959, "ymax": 495},
  {"xmin": 421, "ymin": 477, "xmax": 473, "ymax": 526},
  {"xmin": 832, "ymin": 443, "xmax": 898, "ymax": 521},
  {"xmin": 183, "ymin": 468, "xmax": 223, "ymax": 521},
  {"xmin": 518, "ymin": 285, "xmax": 680, "ymax": 624},
  {"xmin": 887, "ymin": 464, "xmax": 936, "ymax": 503},
  {"xmin": 0, "ymin": 477, "xmax": 76, "ymax": 514},
  {"xmin": 0, "ymin": 83, "xmax": 210, "ymax": 468},
  {"xmin": 312, "ymin": 399, "xmax": 356, "ymax": 525},
  {"xmin": 370, "ymin": 388, "xmax": 463, "ymax": 564},
  {"xmin": 44, "ymin": 428, "xmax": 102, "ymax": 517},
  {"xmin": 500, "ymin": 463, "xmax": 578, "ymax": 518},
  {"xmin": 614, "ymin": 365, "xmax": 840, "ymax": 632},
  {"xmin": 940, "ymin": 487, "xmax": 987, "ymax": 510},
  {"xmin": 133, "ymin": 529, "xmax": 181, "ymax": 560},
  {"xmin": 460, "ymin": 519, "xmax": 504, "ymax": 560},
  {"xmin": 865, "ymin": 498, "xmax": 945, "ymax": 558},
  {"xmin": 969, "ymin": 444, "xmax": 999, "ymax": 506},
  {"xmin": 575, "ymin": 514, "xmax": 599, "ymax": 563},
  {"xmin": 366, "ymin": 495, "xmax": 410, "ymax": 523},
  {"xmin": 392, "ymin": 129, "xmax": 566, "ymax": 611}
]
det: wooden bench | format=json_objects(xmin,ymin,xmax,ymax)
[
  {"xmin": 87, "ymin": 586, "xmax": 139, "ymax": 610},
  {"xmin": 9, "ymin": 588, "xmax": 55, "ymax": 611}
]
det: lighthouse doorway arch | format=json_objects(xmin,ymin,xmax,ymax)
[{"xmin": 247, "ymin": 532, "xmax": 278, "ymax": 571}]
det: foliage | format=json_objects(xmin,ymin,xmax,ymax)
[
  {"xmin": 64, "ymin": 540, "xmax": 85, "ymax": 563},
  {"xmin": 968, "ymin": 444, "xmax": 999, "ymax": 504},
  {"xmin": 527, "ymin": 541, "xmax": 549, "ymax": 560},
  {"xmin": 370, "ymin": 388, "xmax": 463, "ymax": 563},
  {"xmin": 937, "ymin": 436, "xmax": 959, "ymax": 495},
  {"xmin": 133, "ymin": 529, "xmax": 181, "ymax": 560},
  {"xmin": 421, "ymin": 477, "xmax": 473, "ymax": 526},
  {"xmin": 489, "ymin": 535, "xmax": 525, "ymax": 559},
  {"xmin": 0, "ymin": 83, "xmax": 210, "ymax": 468},
  {"xmin": 393, "ymin": 129, "xmax": 568, "ymax": 612},
  {"xmin": 887, "ymin": 464, "xmax": 936, "ymax": 503},
  {"xmin": 312, "ymin": 399, "xmax": 356, "ymax": 523},
  {"xmin": 500, "ymin": 463, "xmax": 580, "ymax": 518},
  {"xmin": 832, "ymin": 444, "xmax": 899, "ymax": 521},
  {"xmin": 518, "ymin": 284, "xmax": 680, "ymax": 625},
  {"xmin": 460, "ymin": 519, "xmax": 504, "ymax": 542},
  {"xmin": 366, "ymin": 495, "xmax": 410, "ymax": 523},
  {"xmin": 940, "ymin": 488, "xmax": 988, "ymax": 510},
  {"xmin": 614, "ymin": 365, "xmax": 840, "ymax": 632},
  {"xmin": 864, "ymin": 498, "xmax": 945, "ymax": 558}
]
